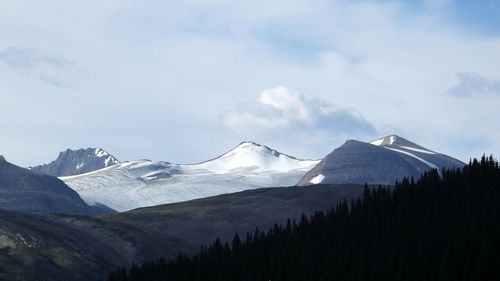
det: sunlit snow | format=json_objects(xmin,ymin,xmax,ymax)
[
  {"xmin": 309, "ymin": 174, "xmax": 325, "ymax": 184},
  {"xmin": 94, "ymin": 148, "xmax": 109, "ymax": 158},
  {"xmin": 383, "ymin": 147, "xmax": 439, "ymax": 170},
  {"xmin": 61, "ymin": 142, "xmax": 319, "ymax": 212},
  {"xmin": 370, "ymin": 139, "xmax": 384, "ymax": 146}
]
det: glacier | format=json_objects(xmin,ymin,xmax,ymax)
[{"xmin": 61, "ymin": 142, "xmax": 319, "ymax": 212}]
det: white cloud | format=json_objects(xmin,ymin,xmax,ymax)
[
  {"xmin": 222, "ymin": 86, "xmax": 376, "ymax": 139},
  {"xmin": 1, "ymin": 0, "xmax": 500, "ymax": 165},
  {"xmin": 448, "ymin": 72, "xmax": 500, "ymax": 97},
  {"xmin": 259, "ymin": 87, "xmax": 310, "ymax": 121}
]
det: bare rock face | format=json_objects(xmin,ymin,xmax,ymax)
[
  {"xmin": 297, "ymin": 135, "xmax": 465, "ymax": 186},
  {"xmin": 31, "ymin": 148, "xmax": 120, "ymax": 177}
]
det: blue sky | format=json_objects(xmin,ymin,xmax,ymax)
[
  {"xmin": 449, "ymin": 0, "xmax": 500, "ymax": 34},
  {"xmin": 0, "ymin": 0, "xmax": 499, "ymax": 166}
]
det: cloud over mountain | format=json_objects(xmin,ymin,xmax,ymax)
[
  {"xmin": 222, "ymin": 87, "xmax": 376, "ymax": 138},
  {"xmin": 1, "ymin": 0, "xmax": 500, "ymax": 165}
]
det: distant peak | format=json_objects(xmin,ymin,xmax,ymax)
[
  {"xmin": 193, "ymin": 141, "xmax": 317, "ymax": 173},
  {"xmin": 31, "ymin": 147, "xmax": 120, "ymax": 177},
  {"xmin": 238, "ymin": 141, "xmax": 262, "ymax": 147},
  {"xmin": 94, "ymin": 148, "xmax": 110, "ymax": 158},
  {"xmin": 232, "ymin": 141, "xmax": 276, "ymax": 155},
  {"xmin": 60, "ymin": 147, "xmax": 95, "ymax": 154},
  {"xmin": 214, "ymin": 141, "xmax": 299, "ymax": 161},
  {"xmin": 344, "ymin": 139, "xmax": 366, "ymax": 145},
  {"xmin": 369, "ymin": 134, "xmax": 435, "ymax": 153},
  {"xmin": 0, "ymin": 155, "xmax": 5, "ymax": 162},
  {"xmin": 370, "ymin": 134, "xmax": 404, "ymax": 146},
  {"xmin": 59, "ymin": 147, "xmax": 114, "ymax": 158}
]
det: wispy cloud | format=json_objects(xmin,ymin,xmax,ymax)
[
  {"xmin": 0, "ymin": 47, "xmax": 73, "ymax": 69},
  {"xmin": 0, "ymin": 46, "xmax": 77, "ymax": 89},
  {"xmin": 448, "ymin": 72, "xmax": 500, "ymax": 97}
]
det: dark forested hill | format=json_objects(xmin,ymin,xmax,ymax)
[
  {"xmin": 108, "ymin": 156, "xmax": 500, "ymax": 281},
  {"xmin": 0, "ymin": 156, "xmax": 112, "ymax": 214},
  {"xmin": 0, "ymin": 184, "xmax": 364, "ymax": 280}
]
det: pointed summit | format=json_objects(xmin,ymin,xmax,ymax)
[
  {"xmin": 370, "ymin": 134, "xmax": 410, "ymax": 146},
  {"xmin": 195, "ymin": 141, "xmax": 318, "ymax": 173},
  {"xmin": 369, "ymin": 134, "xmax": 433, "ymax": 152},
  {"xmin": 298, "ymin": 135, "xmax": 465, "ymax": 186},
  {"xmin": 31, "ymin": 148, "xmax": 120, "ymax": 177},
  {"xmin": 228, "ymin": 141, "xmax": 284, "ymax": 158},
  {"xmin": 0, "ymin": 155, "xmax": 5, "ymax": 162}
]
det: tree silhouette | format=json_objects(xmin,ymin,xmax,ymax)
[{"xmin": 108, "ymin": 155, "xmax": 500, "ymax": 281}]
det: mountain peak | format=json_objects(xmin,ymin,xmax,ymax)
[
  {"xmin": 236, "ymin": 141, "xmax": 263, "ymax": 149},
  {"xmin": 298, "ymin": 135, "xmax": 465, "ymax": 186},
  {"xmin": 94, "ymin": 148, "xmax": 110, "ymax": 157},
  {"xmin": 234, "ymin": 141, "xmax": 276, "ymax": 153},
  {"xmin": 194, "ymin": 142, "xmax": 318, "ymax": 173},
  {"xmin": 60, "ymin": 147, "xmax": 109, "ymax": 156},
  {"xmin": 369, "ymin": 134, "xmax": 403, "ymax": 146},
  {"xmin": 238, "ymin": 140, "xmax": 260, "ymax": 146},
  {"xmin": 31, "ymin": 147, "xmax": 120, "ymax": 177},
  {"xmin": 227, "ymin": 141, "xmax": 296, "ymax": 161},
  {"xmin": 0, "ymin": 155, "xmax": 5, "ymax": 162},
  {"xmin": 369, "ymin": 134, "xmax": 435, "ymax": 153}
]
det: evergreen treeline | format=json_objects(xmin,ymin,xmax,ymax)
[{"xmin": 108, "ymin": 156, "xmax": 500, "ymax": 281}]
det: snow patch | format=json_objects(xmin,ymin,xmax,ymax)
[
  {"xmin": 370, "ymin": 139, "xmax": 384, "ymax": 146},
  {"xmin": 0, "ymin": 235, "xmax": 16, "ymax": 249},
  {"xmin": 399, "ymin": 146, "xmax": 436, "ymax": 154},
  {"xmin": 310, "ymin": 174, "xmax": 325, "ymax": 184},
  {"xmin": 383, "ymin": 147, "xmax": 439, "ymax": 170},
  {"xmin": 94, "ymin": 148, "xmax": 109, "ymax": 158},
  {"xmin": 370, "ymin": 135, "xmax": 397, "ymax": 146},
  {"xmin": 76, "ymin": 162, "xmax": 84, "ymax": 169},
  {"xmin": 104, "ymin": 156, "xmax": 115, "ymax": 167}
]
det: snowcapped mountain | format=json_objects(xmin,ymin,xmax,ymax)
[
  {"xmin": 61, "ymin": 142, "xmax": 319, "ymax": 212},
  {"xmin": 195, "ymin": 141, "xmax": 316, "ymax": 172},
  {"xmin": 297, "ymin": 134, "xmax": 465, "ymax": 186},
  {"xmin": 31, "ymin": 148, "xmax": 120, "ymax": 177}
]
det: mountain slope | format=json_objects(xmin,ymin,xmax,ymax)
[
  {"xmin": 0, "ymin": 209, "xmax": 185, "ymax": 281},
  {"xmin": 61, "ymin": 142, "xmax": 319, "ymax": 212},
  {"xmin": 0, "ymin": 184, "xmax": 364, "ymax": 281},
  {"xmin": 298, "ymin": 135, "xmax": 465, "ymax": 186},
  {"xmin": 31, "ymin": 148, "xmax": 120, "ymax": 177},
  {"xmin": 0, "ymin": 156, "xmax": 112, "ymax": 214},
  {"xmin": 369, "ymin": 134, "xmax": 465, "ymax": 169},
  {"xmin": 107, "ymin": 184, "xmax": 365, "ymax": 253}
]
